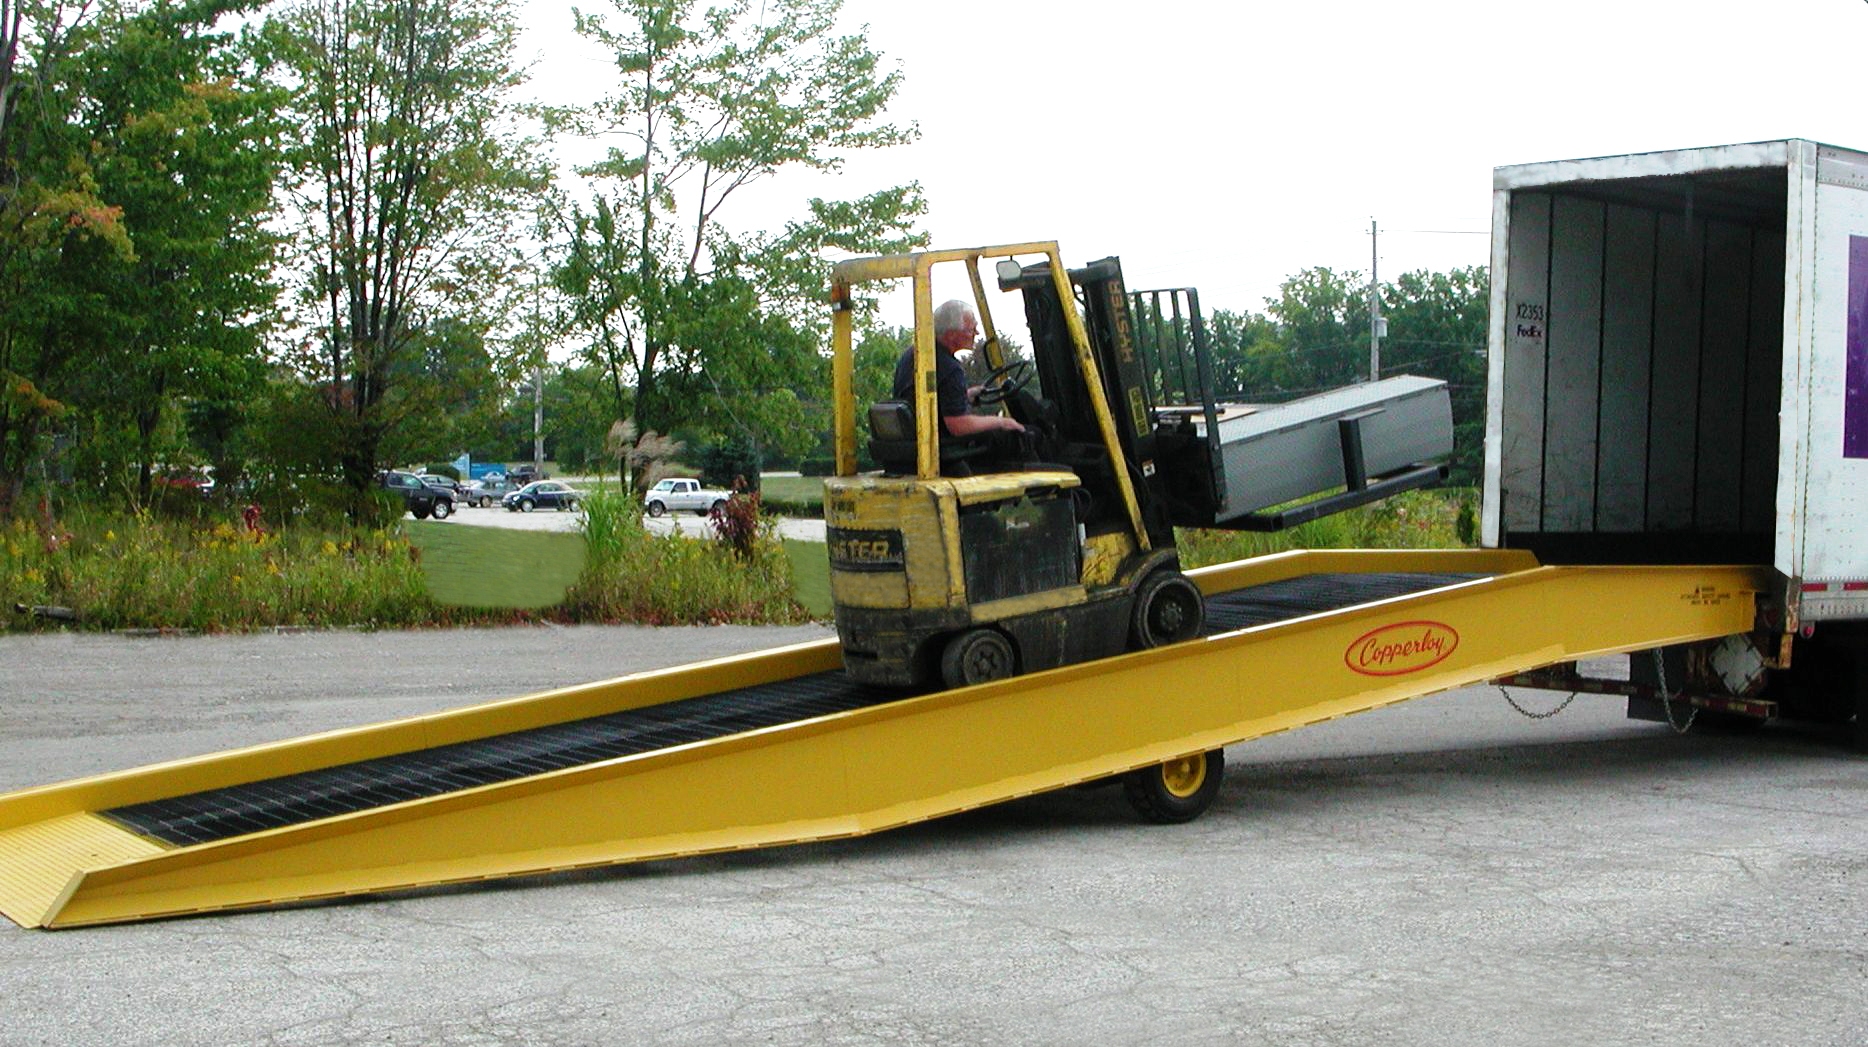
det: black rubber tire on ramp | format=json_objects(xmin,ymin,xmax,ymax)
[
  {"xmin": 1130, "ymin": 569, "xmax": 1205, "ymax": 649},
  {"xmin": 939, "ymin": 628, "xmax": 1016, "ymax": 689},
  {"xmin": 1123, "ymin": 749, "xmax": 1224, "ymax": 823}
]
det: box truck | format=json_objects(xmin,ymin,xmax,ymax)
[{"xmin": 1487, "ymin": 139, "xmax": 1868, "ymax": 731}]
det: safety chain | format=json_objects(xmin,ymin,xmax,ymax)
[
  {"xmin": 1500, "ymin": 687, "xmax": 1579, "ymax": 719},
  {"xmin": 1652, "ymin": 649, "xmax": 1699, "ymax": 734}
]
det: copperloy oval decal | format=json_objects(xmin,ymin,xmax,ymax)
[{"xmin": 1345, "ymin": 621, "xmax": 1460, "ymax": 676}]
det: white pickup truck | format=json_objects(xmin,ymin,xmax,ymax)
[{"xmin": 643, "ymin": 477, "xmax": 730, "ymax": 517}]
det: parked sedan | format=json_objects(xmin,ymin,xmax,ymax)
[
  {"xmin": 462, "ymin": 477, "xmax": 519, "ymax": 507},
  {"xmin": 503, "ymin": 480, "xmax": 582, "ymax": 512}
]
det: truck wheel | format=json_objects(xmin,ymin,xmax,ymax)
[
  {"xmin": 565, "ymin": 498, "xmax": 578, "ymax": 511},
  {"xmin": 519, "ymin": 498, "xmax": 535, "ymax": 513},
  {"xmin": 431, "ymin": 499, "xmax": 451, "ymax": 520},
  {"xmin": 1130, "ymin": 569, "xmax": 1205, "ymax": 649},
  {"xmin": 647, "ymin": 501, "xmax": 665, "ymax": 518},
  {"xmin": 708, "ymin": 499, "xmax": 725, "ymax": 515},
  {"xmin": 939, "ymin": 628, "xmax": 1016, "ymax": 689},
  {"xmin": 479, "ymin": 496, "xmax": 492, "ymax": 508},
  {"xmin": 1123, "ymin": 749, "xmax": 1224, "ymax": 823}
]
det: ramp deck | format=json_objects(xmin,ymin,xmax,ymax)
[{"xmin": 0, "ymin": 550, "xmax": 1768, "ymax": 928}]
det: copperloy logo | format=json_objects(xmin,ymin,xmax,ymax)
[{"xmin": 1345, "ymin": 621, "xmax": 1459, "ymax": 676}]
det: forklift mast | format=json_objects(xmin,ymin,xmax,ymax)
[{"xmin": 1001, "ymin": 255, "xmax": 1214, "ymax": 550}]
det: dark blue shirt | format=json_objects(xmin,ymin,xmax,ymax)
[{"xmin": 894, "ymin": 345, "xmax": 969, "ymax": 420}]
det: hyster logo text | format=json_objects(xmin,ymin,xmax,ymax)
[{"xmin": 1345, "ymin": 621, "xmax": 1459, "ymax": 676}]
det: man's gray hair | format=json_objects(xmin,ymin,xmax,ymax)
[{"xmin": 933, "ymin": 299, "xmax": 975, "ymax": 339}]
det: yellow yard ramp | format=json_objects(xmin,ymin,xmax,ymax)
[{"xmin": 0, "ymin": 550, "xmax": 1767, "ymax": 928}]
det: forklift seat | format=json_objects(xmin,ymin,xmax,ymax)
[{"xmin": 868, "ymin": 400, "xmax": 988, "ymax": 476}]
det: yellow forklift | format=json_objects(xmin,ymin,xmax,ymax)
[
  {"xmin": 825, "ymin": 243, "xmax": 1196, "ymax": 689},
  {"xmin": 824, "ymin": 240, "xmax": 1452, "ymax": 702}
]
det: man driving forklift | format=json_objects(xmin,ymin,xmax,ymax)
[{"xmin": 891, "ymin": 300, "xmax": 1025, "ymax": 474}]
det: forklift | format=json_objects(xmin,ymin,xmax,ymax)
[{"xmin": 825, "ymin": 240, "xmax": 1450, "ymax": 697}]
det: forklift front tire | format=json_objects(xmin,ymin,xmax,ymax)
[
  {"xmin": 1131, "ymin": 570, "xmax": 1205, "ymax": 649},
  {"xmin": 1123, "ymin": 749, "xmax": 1224, "ymax": 823},
  {"xmin": 939, "ymin": 628, "xmax": 1017, "ymax": 689}
]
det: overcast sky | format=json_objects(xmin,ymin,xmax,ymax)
[{"xmin": 515, "ymin": 0, "xmax": 1868, "ymax": 316}]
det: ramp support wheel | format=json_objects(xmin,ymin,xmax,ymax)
[{"xmin": 1124, "ymin": 748, "xmax": 1224, "ymax": 823}]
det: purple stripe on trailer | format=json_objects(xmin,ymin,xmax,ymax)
[{"xmin": 1847, "ymin": 236, "xmax": 1868, "ymax": 458}]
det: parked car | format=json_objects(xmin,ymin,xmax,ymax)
[
  {"xmin": 155, "ymin": 468, "xmax": 214, "ymax": 499},
  {"xmin": 643, "ymin": 477, "xmax": 729, "ymax": 517},
  {"xmin": 502, "ymin": 480, "xmax": 581, "ymax": 512},
  {"xmin": 462, "ymin": 477, "xmax": 519, "ymax": 507},
  {"xmin": 380, "ymin": 470, "xmax": 453, "ymax": 520},
  {"xmin": 418, "ymin": 474, "xmax": 463, "ymax": 501}
]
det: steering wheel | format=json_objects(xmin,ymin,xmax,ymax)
[{"xmin": 972, "ymin": 360, "xmax": 1034, "ymax": 406}]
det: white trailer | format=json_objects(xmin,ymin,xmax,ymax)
[{"xmin": 1486, "ymin": 139, "xmax": 1868, "ymax": 733}]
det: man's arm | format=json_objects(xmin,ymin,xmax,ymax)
[{"xmin": 944, "ymin": 412, "xmax": 1023, "ymax": 436}]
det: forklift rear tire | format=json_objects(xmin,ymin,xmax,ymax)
[
  {"xmin": 939, "ymin": 628, "xmax": 1016, "ymax": 689},
  {"xmin": 1131, "ymin": 570, "xmax": 1205, "ymax": 649},
  {"xmin": 1123, "ymin": 749, "xmax": 1224, "ymax": 823}
]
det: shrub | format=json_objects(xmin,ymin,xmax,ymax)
[
  {"xmin": 565, "ymin": 487, "xmax": 806, "ymax": 625},
  {"xmin": 0, "ymin": 507, "xmax": 435, "ymax": 631},
  {"xmin": 699, "ymin": 438, "xmax": 762, "ymax": 492},
  {"xmin": 798, "ymin": 457, "xmax": 834, "ymax": 477}
]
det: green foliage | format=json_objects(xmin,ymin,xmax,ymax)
[
  {"xmin": 1174, "ymin": 488, "xmax": 1477, "ymax": 569},
  {"xmin": 263, "ymin": 0, "xmax": 547, "ymax": 505},
  {"xmin": 698, "ymin": 436, "xmax": 761, "ymax": 492},
  {"xmin": 0, "ymin": 510, "xmax": 436, "ymax": 631},
  {"xmin": 565, "ymin": 486, "xmax": 807, "ymax": 624},
  {"xmin": 551, "ymin": 0, "xmax": 924, "ymax": 459},
  {"xmin": 0, "ymin": 0, "xmax": 281, "ymax": 513}
]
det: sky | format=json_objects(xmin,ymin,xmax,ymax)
[{"xmin": 513, "ymin": 0, "xmax": 1868, "ymax": 318}]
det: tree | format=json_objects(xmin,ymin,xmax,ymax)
[
  {"xmin": 553, "ymin": 0, "xmax": 925, "ymax": 474},
  {"xmin": 63, "ymin": 0, "xmax": 283, "ymax": 505},
  {"xmin": 0, "ymin": 0, "xmax": 129, "ymax": 512},
  {"xmin": 1379, "ymin": 266, "xmax": 1488, "ymax": 482},
  {"xmin": 264, "ymin": 0, "xmax": 545, "ymax": 509},
  {"xmin": 0, "ymin": 0, "xmax": 282, "ymax": 513},
  {"xmin": 1263, "ymin": 267, "xmax": 1368, "ymax": 394}
]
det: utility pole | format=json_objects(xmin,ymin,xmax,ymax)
[
  {"xmin": 1368, "ymin": 218, "xmax": 1384, "ymax": 382},
  {"xmin": 530, "ymin": 279, "xmax": 545, "ymax": 475},
  {"xmin": 532, "ymin": 358, "xmax": 544, "ymax": 474}
]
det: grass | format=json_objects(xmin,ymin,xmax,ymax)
[
  {"xmin": 783, "ymin": 539, "xmax": 831, "ymax": 617},
  {"xmin": 404, "ymin": 523, "xmax": 586, "ymax": 610},
  {"xmin": 754, "ymin": 473, "xmax": 821, "ymax": 508}
]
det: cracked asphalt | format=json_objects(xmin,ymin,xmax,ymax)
[{"xmin": 1, "ymin": 626, "xmax": 1865, "ymax": 1046}]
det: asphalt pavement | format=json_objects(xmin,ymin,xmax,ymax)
[{"xmin": 2, "ymin": 626, "xmax": 1865, "ymax": 1046}]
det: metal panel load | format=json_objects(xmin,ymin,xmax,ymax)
[{"xmin": 1198, "ymin": 375, "xmax": 1454, "ymax": 521}]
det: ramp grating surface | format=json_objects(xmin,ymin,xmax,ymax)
[{"xmin": 102, "ymin": 571, "xmax": 1477, "ymax": 847}]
